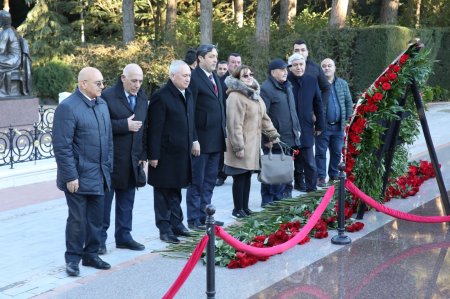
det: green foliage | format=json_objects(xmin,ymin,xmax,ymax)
[
  {"xmin": 33, "ymin": 60, "xmax": 76, "ymax": 101},
  {"xmin": 62, "ymin": 40, "xmax": 176, "ymax": 95}
]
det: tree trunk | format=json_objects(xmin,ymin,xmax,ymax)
[
  {"xmin": 279, "ymin": 0, "xmax": 296, "ymax": 28},
  {"xmin": 3, "ymin": 0, "xmax": 9, "ymax": 11},
  {"xmin": 165, "ymin": 0, "xmax": 177, "ymax": 42},
  {"xmin": 254, "ymin": 0, "xmax": 271, "ymax": 77},
  {"xmin": 415, "ymin": 0, "xmax": 421, "ymax": 28},
  {"xmin": 233, "ymin": 0, "xmax": 243, "ymax": 28},
  {"xmin": 255, "ymin": 0, "xmax": 270, "ymax": 51},
  {"xmin": 122, "ymin": 0, "xmax": 135, "ymax": 45},
  {"xmin": 380, "ymin": 0, "xmax": 399, "ymax": 25},
  {"xmin": 200, "ymin": 0, "xmax": 213, "ymax": 44},
  {"xmin": 329, "ymin": 0, "xmax": 348, "ymax": 28}
]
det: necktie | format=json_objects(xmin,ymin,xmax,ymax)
[
  {"xmin": 209, "ymin": 75, "xmax": 218, "ymax": 96},
  {"xmin": 128, "ymin": 95, "xmax": 136, "ymax": 111}
]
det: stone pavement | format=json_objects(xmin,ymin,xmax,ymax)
[{"xmin": 0, "ymin": 103, "xmax": 450, "ymax": 298}]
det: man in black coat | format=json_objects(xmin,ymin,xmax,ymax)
[
  {"xmin": 100, "ymin": 64, "xmax": 147, "ymax": 253},
  {"xmin": 53, "ymin": 67, "xmax": 113, "ymax": 277},
  {"xmin": 288, "ymin": 53, "xmax": 325, "ymax": 192},
  {"xmin": 292, "ymin": 39, "xmax": 330, "ymax": 191},
  {"xmin": 216, "ymin": 52, "xmax": 242, "ymax": 187},
  {"xmin": 147, "ymin": 60, "xmax": 195, "ymax": 244},
  {"xmin": 186, "ymin": 44, "xmax": 226, "ymax": 230}
]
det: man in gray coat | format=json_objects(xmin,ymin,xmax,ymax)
[
  {"xmin": 53, "ymin": 67, "xmax": 113, "ymax": 277},
  {"xmin": 316, "ymin": 58, "xmax": 353, "ymax": 186},
  {"xmin": 260, "ymin": 58, "xmax": 301, "ymax": 205}
]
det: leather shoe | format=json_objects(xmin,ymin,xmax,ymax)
[
  {"xmin": 98, "ymin": 244, "xmax": 107, "ymax": 255},
  {"xmin": 160, "ymin": 233, "xmax": 180, "ymax": 244},
  {"xmin": 82, "ymin": 256, "xmax": 111, "ymax": 270},
  {"xmin": 215, "ymin": 178, "xmax": 225, "ymax": 186},
  {"xmin": 116, "ymin": 240, "xmax": 145, "ymax": 251},
  {"xmin": 66, "ymin": 262, "xmax": 80, "ymax": 277},
  {"xmin": 188, "ymin": 223, "xmax": 206, "ymax": 231},
  {"xmin": 173, "ymin": 227, "xmax": 192, "ymax": 237}
]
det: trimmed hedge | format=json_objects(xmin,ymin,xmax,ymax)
[{"xmin": 31, "ymin": 24, "xmax": 450, "ymax": 102}]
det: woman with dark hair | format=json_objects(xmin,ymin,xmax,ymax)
[{"xmin": 224, "ymin": 65, "xmax": 279, "ymax": 218}]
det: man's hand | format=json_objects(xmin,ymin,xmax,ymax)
[
  {"xmin": 192, "ymin": 141, "xmax": 200, "ymax": 156},
  {"xmin": 127, "ymin": 114, "xmax": 143, "ymax": 132},
  {"xmin": 315, "ymin": 130, "xmax": 322, "ymax": 136},
  {"xmin": 149, "ymin": 160, "xmax": 158, "ymax": 168},
  {"xmin": 66, "ymin": 179, "xmax": 79, "ymax": 193}
]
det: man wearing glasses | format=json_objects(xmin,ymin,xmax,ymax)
[
  {"xmin": 99, "ymin": 64, "xmax": 148, "ymax": 254},
  {"xmin": 53, "ymin": 67, "xmax": 113, "ymax": 277}
]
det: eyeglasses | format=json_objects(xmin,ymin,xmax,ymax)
[
  {"xmin": 84, "ymin": 80, "xmax": 105, "ymax": 87},
  {"xmin": 242, "ymin": 73, "xmax": 254, "ymax": 78}
]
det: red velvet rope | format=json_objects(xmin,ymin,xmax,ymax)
[
  {"xmin": 345, "ymin": 180, "xmax": 450, "ymax": 223},
  {"xmin": 215, "ymin": 186, "xmax": 335, "ymax": 257},
  {"xmin": 162, "ymin": 235, "xmax": 209, "ymax": 299}
]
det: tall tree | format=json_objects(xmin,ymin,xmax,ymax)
[
  {"xmin": 122, "ymin": 0, "xmax": 135, "ymax": 44},
  {"xmin": 329, "ymin": 0, "xmax": 348, "ymax": 28},
  {"xmin": 380, "ymin": 0, "xmax": 399, "ymax": 25},
  {"xmin": 279, "ymin": 0, "xmax": 296, "ymax": 28},
  {"xmin": 233, "ymin": 0, "xmax": 243, "ymax": 28},
  {"xmin": 255, "ymin": 0, "xmax": 270, "ymax": 62},
  {"xmin": 200, "ymin": 0, "xmax": 212, "ymax": 44},
  {"xmin": 414, "ymin": 0, "xmax": 421, "ymax": 28},
  {"xmin": 165, "ymin": 0, "xmax": 177, "ymax": 41}
]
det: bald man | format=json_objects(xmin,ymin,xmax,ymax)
[
  {"xmin": 53, "ymin": 67, "xmax": 113, "ymax": 277},
  {"xmin": 316, "ymin": 58, "xmax": 353, "ymax": 187},
  {"xmin": 100, "ymin": 64, "xmax": 148, "ymax": 254}
]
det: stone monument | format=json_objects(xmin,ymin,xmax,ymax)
[{"xmin": 0, "ymin": 10, "xmax": 37, "ymax": 129}]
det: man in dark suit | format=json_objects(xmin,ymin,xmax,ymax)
[
  {"xmin": 147, "ymin": 60, "xmax": 194, "ymax": 244},
  {"xmin": 100, "ymin": 64, "xmax": 147, "ymax": 254},
  {"xmin": 288, "ymin": 53, "xmax": 325, "ymax": 193},
  {"xmin": 53, "ymin": 67, "xmax": 113, "ymax": 277},
  {"xmin": 186, "ymin": 44, "xmax": 226, "ymax": 230},
  {"xmin": 292, "ymin": 40, "xmax": 330, "ymax": 191}
]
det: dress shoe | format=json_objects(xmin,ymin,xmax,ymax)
[
  {"xmin": 215, "ymin": 178, "xmax": 225, "ymax": 186},
  {"xmin": 232, "ymin": 209, "xmax": 248, "ymax": 219},
  {"xmin": 66, "ymin": 262, "xmax": 80, "ymax": 277},
  {"xmin": 98, "ymin": 244, "xmax": 107, "ymax": 255},
  {"xmin": 82, "ymin": 256, "xmax": 111, "ymax": 270},
  {"xmin": 188, "ymin": 222, "xmax": 206, "ymax": 231},
  {"xmin": 173, "ymin": 228, "xmax": 192, "ymax": 237},
  {"xmin": 116, "ymin": 240, "xmax": 145, "ymax": 251},
  {"xmin": 294, "ymin": 182, "xmax": 307, "ymax": 192},
  {"xmin": 243, "ymin": 208, "xmax": 253, "ymax": 215},
  {"xmin": 160, "ymin": 233, "xmax": 180, "ymax": 244},
  {"xmin": 317, "ymin": 177, "xmax": 327, "ymax": 188}
]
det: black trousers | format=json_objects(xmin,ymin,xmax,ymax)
[
  {"xmin": 64, "ymin": 191, "xmax": 103, "ymax": 263},
  {"xmin": 232, "ymin": 171, "xmax": 252, "ymax": 211},
  {"xmin": 295, "ymin": 147, "xmax": 317, "ymax": 191},
  {"xmin": 217, "ymin": 151, "xmax": 227, "ymax": 180},
  {"xmin": 153, "ymin": 187, "xmax": 184, "ymax": 235}
]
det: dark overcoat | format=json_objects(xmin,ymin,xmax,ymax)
[
  {"xmin": 101, "ymin": 78, "xmax": 148, "ymax": 190},
  {"xmin": 288, "ymin": 72, "xmax": 325, "ymax": 148},
  {"xmin": 147, "ymin": 79, "xmax": 195, "ymax": 188},
  {"xmin": 53, "ymin": 88, "xmax": 113, "ymax": 195},
  {"xmin": 190, "ymin": 66, "xmax": 226, "ymax": 153}
]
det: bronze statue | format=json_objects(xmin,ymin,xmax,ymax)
[{"xmin": 0, "ymin": 10, "xmax": 32, "ymax": 97}]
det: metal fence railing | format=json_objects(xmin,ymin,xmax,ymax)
[{"xmin": 0, "ymin": 105, "xmax": 55, "ymax": 168}]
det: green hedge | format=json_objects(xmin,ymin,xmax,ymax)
[{"xmin": 31, "ymin": 23, "xmax": 450, "ymax": 102}]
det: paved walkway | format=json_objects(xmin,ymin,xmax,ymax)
[{"xmin": 1, "ymin": 103, "xmax": 450, "ymax": 298}]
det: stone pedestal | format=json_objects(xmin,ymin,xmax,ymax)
[{"xmin": 0, "ymin": 96, "xmax": 39, "ymax": 129}]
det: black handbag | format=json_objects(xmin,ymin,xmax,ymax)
[
  {"xmin": 136, "ymin": 163, "xmax": 147, "ymax": 187},
  {"xmin": 258, "ymin": 147, "xmax": 294, "ymax": 185}
]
